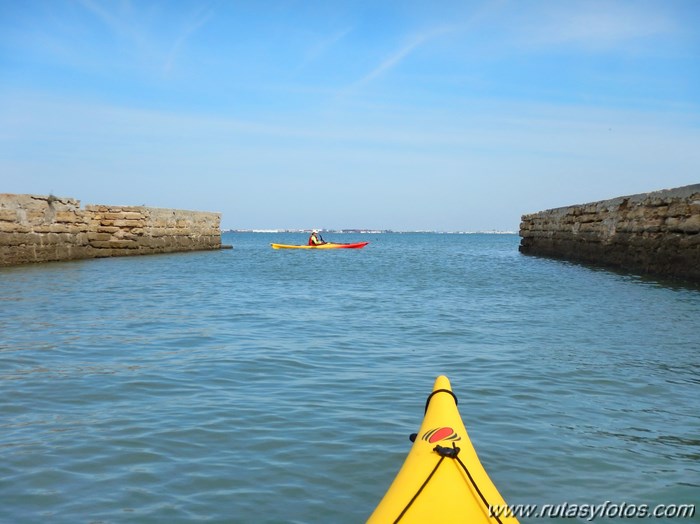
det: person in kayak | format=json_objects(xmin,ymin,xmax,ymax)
[{"xmin": 308, "ymin": 230, "xmax": 327, "ymax": 246}]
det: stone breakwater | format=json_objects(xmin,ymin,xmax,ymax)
[
  {"xmin": 519, "ymin": 184, "xmax": 700, "ymax": 283},
  {"xmin": 0, "ymin": 194, "xmax": 223, "ymax": 267}
]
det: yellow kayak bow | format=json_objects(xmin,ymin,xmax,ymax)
[{"xmin": 367, "ymin": 376, "xmax": 519, "ymax": 523}]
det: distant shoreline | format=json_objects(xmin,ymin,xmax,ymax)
[{"xmin": 223, "ymin": 229, "xmax": 517, "ymax": 235}]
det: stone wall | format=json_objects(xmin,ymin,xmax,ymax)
[
  {"xmin": 519, "ymin": 184, "xmax": 700, "ymax": 282},
  {"xmin": 0, "ymin": 194, "xmax": 222, "ymax": 267}
]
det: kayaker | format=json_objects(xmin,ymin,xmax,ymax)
[{"xmin": 308, "ymin": 230, "xmax": 326, "ymax": 246}]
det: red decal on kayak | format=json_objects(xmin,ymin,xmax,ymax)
[{"xmin": 422, "ymin": 427, "xmax": 460, "ymax": 443}]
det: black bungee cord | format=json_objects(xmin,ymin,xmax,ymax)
[{"xmin": 393, "ymin": 389, "xmax": 505, "ymax": 524}]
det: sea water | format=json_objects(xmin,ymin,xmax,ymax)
[{"xmin": 1, "ymin": 233, "xmax": 698, "ymax": 523}]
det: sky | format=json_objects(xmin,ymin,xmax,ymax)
[{"xmin": 1, "ymin": 0, "xmax": 699, "ymax": 231}]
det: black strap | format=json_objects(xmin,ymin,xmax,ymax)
[
  {"xmin": 394, "ymin": 441, "xmax": 505, "ymax": 524},
  {"xmin": 454, "ymin": 452, "xmax": 504, "ymax": 524},
  {"xmin": 392, "ymin": 456, "xmax": 445, "ymax": 524},
  {"xmin": 424, "ymin": 388, "xmax": 458, "ymax": 414}
]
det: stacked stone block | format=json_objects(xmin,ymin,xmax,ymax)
[
  {"xmin": 0, "ymin": 194, "xmax": 222, "ymax": 267},
  {"xmin": 519, "ymin": 185, "xmax": 700, "ymax": 282}
]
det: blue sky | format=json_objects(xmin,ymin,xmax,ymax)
[{"xmin": 1, "ymin": 0, "xmax": 699, "ymax": 231}]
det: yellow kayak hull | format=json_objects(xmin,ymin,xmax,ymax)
[{"xmin": 367, "ymin": 376, "xmax": 518, "ymax": 524}]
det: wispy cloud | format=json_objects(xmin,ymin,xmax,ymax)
[
  {"xmin": 348, "ymin": 25, "xmax": 454, "ymax": 92},
  {"xmin": 76, "ymin": 0, "xmax": 122, "ymax": 32},
  {"xmin": 76, "ymin": 0, "xmax": 148, "ymax": 46},
  {"xmin": 303, "ymin": 27, "xmax": 353, "ymax": 65},
  {"xmin": 344, "ymin": 0, "xmax": 506, "ymax": 92},
  {"xmin": 515, "ymin": 1, "xmax": 676, "ymax": 51},
  {"xmin": 75, "ymin": 0, "xmax": 155, "ymax": 64},
  {"xmin": 76, "ymin": 0, "xmax": 215, "ymax": 74},
  {"xmin": 163, "ymin": 4, "xmax": 215, "ymax": 74}
]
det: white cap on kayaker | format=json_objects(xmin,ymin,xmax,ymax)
[{"xmin": 312, "ymin": 229, "xmax": 318, "ymax": 233}]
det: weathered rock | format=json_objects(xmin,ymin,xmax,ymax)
[
  {"xmin": 0, "ymin": 193, "xmax": 223, "ymax": 267},
  {"xmin": 519, "ymin": 185, "xmax": 700, "ymax": 283}
]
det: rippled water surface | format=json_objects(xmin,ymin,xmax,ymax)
[{"xmin": 1, "ymin": 233, "xmax": 699, "ymax": 523}]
